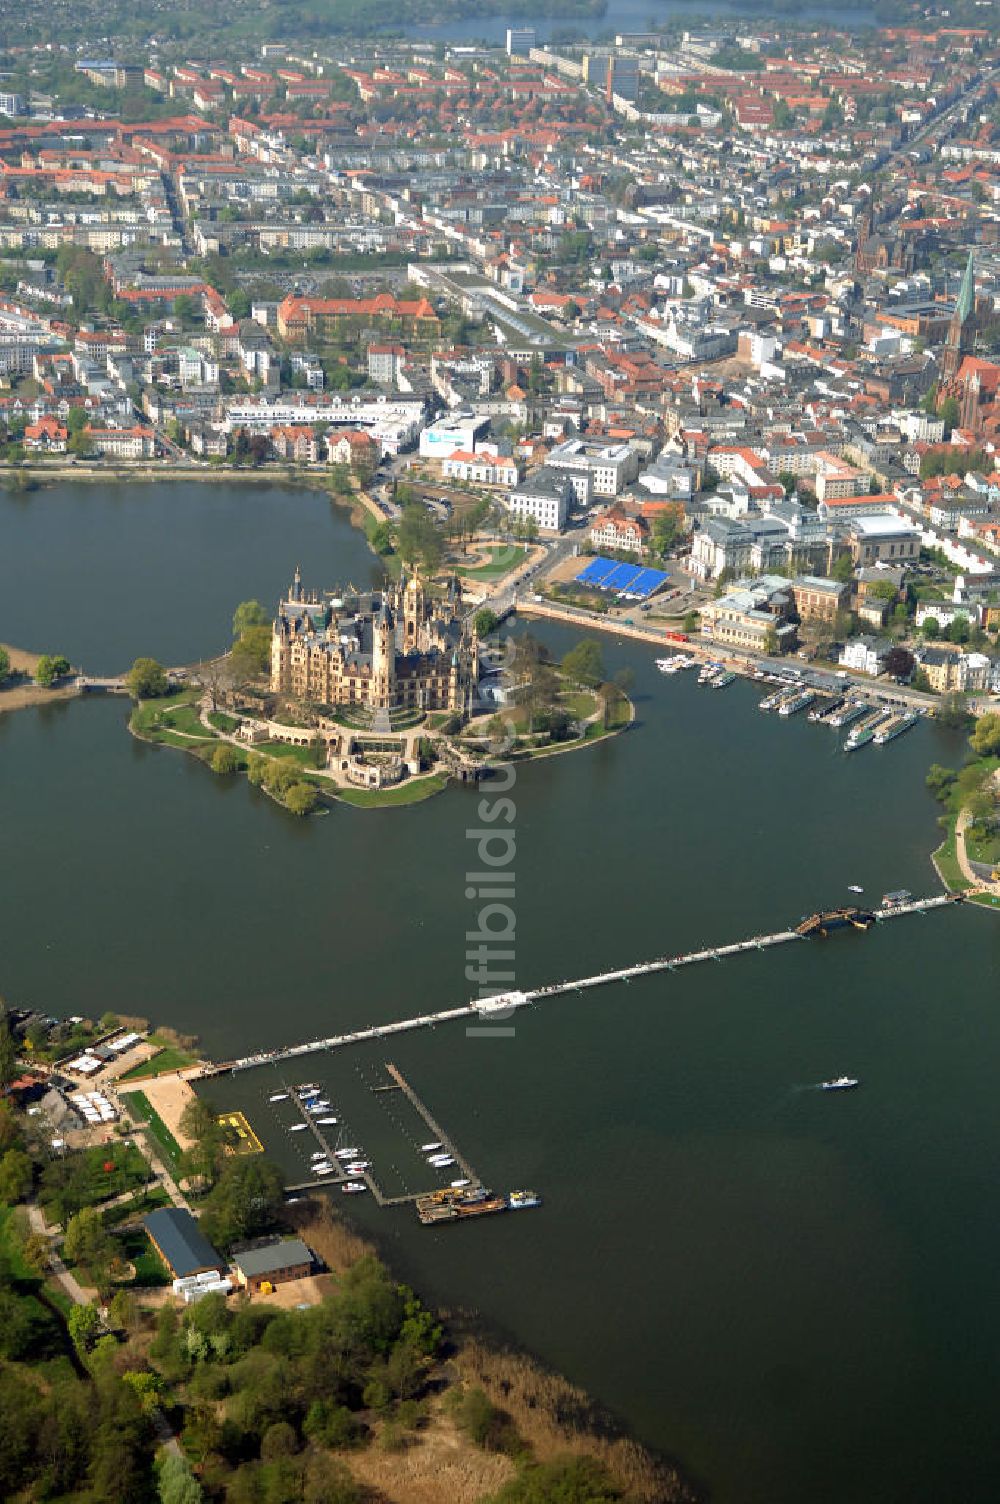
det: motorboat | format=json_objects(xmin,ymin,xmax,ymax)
[
  {"xmin": 820, "ymin": 1077, "xmax": 860, "ymax": 1091},
  {"xmin": 421, "ymin": 1141, "xmax": 442, "ymax": 1152},
  {"xmin": 289, "ymin": 1123, "xmax": 308, "ymax": 1133},
  {"xmin": 268, "ymin": 1093, "xmax": 288, "ymax": 1103}
]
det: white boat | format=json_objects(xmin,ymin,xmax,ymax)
[
  {"xmin": 317, "ymin": 1116, "xmax": 338, "ymax": 1125},
  {"xmin": 847, "ymin": 885, "xmax": 864, "ymax": 894},
  {"xmin": 314, "ymin": 1165, "xmax": 335, "ymax": 1175},
  {"xmin": 431, "ymin": 1156, "xmax": 455, "ymax": 1167},
  {"xmin": 289, "ymin": 1123, "xmax": 308, "ymax": 1133},
  {"xmin": 347, "ymin": 1168, "xmax": 365, "ymax": 1177},
  {"xmin": 342, "ymin": 1182, "xmax": 367, "ymax": 1194},
  {"xmin": 268, "ymin": 1093, "xmax": 288, "ymax": 1103},
  {"xmin": 347, "ymin": 1161, "xmax": 370, "ymax": 1171},
  {"xmin": 335, "ymin": 1147, "xmax": 360, "ymax": 1159},
  {"xmin": 421, "ymin": 1141, "xmax": 442, "ymax": 1152},
  {"xmin": 820, "ymin": 1076, "xmax": 859, "ymax": 1091},
  {"xmin": 450, "ymin": 1178, "xmax": 471, "ymax": 1188},
  {"xmin": 310, "ymin": 1151, "xmax": 327, "ymax": 1160}
]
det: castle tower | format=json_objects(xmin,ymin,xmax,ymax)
[
  {"xmin": 943, "ymin": 251, "xmax": 975, "ymax": 381},
  {"xmin": 402, "ymin": 570, "xmax": 425, "ymax": 648},
  {"xmin": 371, "ymin": 597, "xmax": 396, "ymax": 709}
]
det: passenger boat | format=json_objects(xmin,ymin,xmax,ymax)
[
  {"xmin": 829, "ymin": 701, "xmax": 867, "ymax": 728},
  {"xmin": 778, "ymin": 690, "xmax": 815, "ymax": 717},
  {"xmin": 507, "ymin": 1190, "xmax": 542, "ymax": 1209},
  {"xmin": 873, "ymin": 712, "xmax": 918, "ymax": 745},
  {"xmin": 819, "ymin": 1077, "xmax": 859, "ymax": 1091}
]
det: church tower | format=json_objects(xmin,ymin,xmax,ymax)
[
  {"xmin": 371, "ymin": 596, "xmax": 396, "ymax": 709},
  {"xmin": 943, "ymin": 251, "xmax": 976, "ymax": 381}
]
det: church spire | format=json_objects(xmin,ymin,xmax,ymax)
[{"xmin": 955, "ymin": 250, "xmax": 975, "ymax": 326}]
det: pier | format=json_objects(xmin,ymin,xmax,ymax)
[{"xmin": 202, "ymin": 892, "xmax": 963, "ymax": 1078}]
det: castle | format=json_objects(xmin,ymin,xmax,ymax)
[{"xmin": 270, "ymin": 568, "xmax": 478, "ymax": 715}]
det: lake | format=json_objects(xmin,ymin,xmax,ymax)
[{"xmin": 2, "ymin": 480, "xmax": 999, "ymax": 1504}]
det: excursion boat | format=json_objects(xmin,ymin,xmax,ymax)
[
  {"xmin": 820, "ymin": 1077, "xmax": 859, "ymax": 1091},
  {"xmin": 268, "ymin": 1093, "xmax": 288, "ymax": 1103},
  {"xmin": 778, "ymin": 690, "xmax": 815, "ymax": 717},
  {"xmin": 507, "ymin": 1190, "xmax": 542, "ymax": 1209},
  {"xmin": 342, "ymin": 1182, "xmax": 367, "ymax": 1194},
  {"xmin": 829, "ymin": 701, "xmax": 867, "ymax": 728},
  {"xmin": 712, "ymin": 670, "xmax": 737, "ymax": 689},
  {"xmin": 873, "ymin": 712, "xmax": 918, "ymax": 745},
  {"xmin": 881, "ymin": 889, "xmax": 912, "ymax": 909}
]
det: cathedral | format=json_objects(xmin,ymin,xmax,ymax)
[{"xmin": 270, "ymin": 567, "xmax": 479, "ymax": 715}]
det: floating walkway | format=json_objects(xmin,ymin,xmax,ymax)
[{"xmin": 200, "ymin": 892, "xmax": 962, "ymax": 1078}]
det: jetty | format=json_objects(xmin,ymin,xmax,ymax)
[{"xmin": 200, "ymin": 892, "xmax": 962, "ymax": 1078}]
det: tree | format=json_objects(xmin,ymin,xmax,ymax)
[
  {"xmin": 921, "ymin": 616, "xmax": 940, "ymax": 640},
  {"xmin": 778, "ymin": 470, "xmax": 798, "ymax": 496},
  {"xmin": 284, "ymin": 782, "xmax": 318, "ymax": 817},
  {"xmin": 172, "ymin": 294, "xmax": 195, "ymax": 323},
  {"xmin": 561, "ymin": 639, "xmax": 605, "ymax": 686},
  {"xmin": 231, "ymin": 625, "xmax": 272, "ymax": 680},
  {"xmin": 395, "ymin": 503, "xmax": 443, "ymax": 573},
  {"xmin": 200, "ymin": 1156, "xmax": 284, "ymax": 1249},
  {"xmin": 473, "ymin": 608, "xmax": 499, "ymax": 638},
  {"xmin": 763, "ymin": 626, "xmax": 779, "ymax": 655},
  {"xmin": 884, "ymin": 647, "xmax": 914, "ymax": 681},
  {"xmin": 127, "ymin": 657, "xmax": 168, "ymax": 699},
  {"xmin": 232, "ymin": 600, "xmax": 268, "ymax": 639},
  {"xmin": 939, "ymin": 395, "xmax": 960, "ymax": 433},
  {"xmin": 938, "ymin": 692, "xmax": 971, "ymax": 730},
  {"xmin": 64, "ymin": 1207, "xmax": 115, "ymax": 1283},
  {"xmin": 0, "ymin": 1012, "xmax": 17, "ymax": 1093},
  {"xmin": 970, "ymin": 713, "xmax": 1000, "ymax": 758},
  {"xmin": 830, "ymin": 553, "xmax": 855, "ymax": 583},
  {"xmin": 66, "ymin": 406, "xmax": 89, "ymax": 435},
  {"xmin": 211, "ymin": 744, "xmax": 241, "ymax": 776},
  {"xmin": 0, "ymin": 645, "xmax": 9, "ymax": 683},
  {"xmin": 0, "ymin": 1148, "xmax": 32, "ymax": 1203},
  {"xmin": 488, "ymin": 1455, "xmax": 620, "ymax": 1502},
  {"xmin": 67, "ymin": 1301, "xmax": 101, "ymax": 1354},
  {"xmin": 35, "ymin": 653, "xmax": 70, "ymax": 687},
  {"xmin": 682, "ymin": 610, "xmax": 700, "ymax": 635},
  {"xmin": 156, "ymin": 1449, "xmax": 204, "ymax": 1504}
]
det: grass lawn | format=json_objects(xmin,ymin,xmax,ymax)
[
  {"xmin": 101, "ymin": 1188, "xmax": 171, "ymax": 1228},
  {"xmin": 117, "ymin": 1226, "xmax": 171, "ymax": 1287},
  {"xmin": 117, "ymin": 1045, "xmax": 196, "ymax": 1081},
  {"xmin": 560, "ymin": 691, "xmax": 598, "ymax": 720},
  {"xmin": 337, "ymin": 774, "xmax": 447, "ymax": 808},
  {"xmin": 933, "ymin": 828, "xmax": 971, "ymax": 892},
  {"xmin": 455, "ymin": 545, "xmax": 526, "ymax": 581},
  {"xmin": 258, "ymin": 741, "xmax": 321, "ymax": 765},
  {"xmin": 208, "ymin": 710, "xmax": 241, "ymax": 733},
  {"xmin": 132, "ymin": 690, "xmax": 214, "ymax": 742},
  {"xmin": 124, "ymin": 1091, "xmax": 182, "ymax": 1168},
  {"xmin": 965, "ymin": 827, "xmax": 1000, "ymax": 867}
]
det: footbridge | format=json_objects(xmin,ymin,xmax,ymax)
[{"xmin": 201, "ymin": 892, "xmax": 962, "ymax": 1078}]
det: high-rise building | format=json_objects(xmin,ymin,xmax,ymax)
[{"xmin": 506, "ymin": 27, "xmax": 536, "ymax": 57}]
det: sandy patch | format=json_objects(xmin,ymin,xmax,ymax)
[
  {"xmin": 244, "ymin": 1272, "xmax": 336, "ymax": 1308},
  {"xmin": 119, "ymin": 1072, "xmax": 198, "ymax": 1150},
  {"xmin": 0, "ymin": 643, "xmax": 78, "ymax": 712}
]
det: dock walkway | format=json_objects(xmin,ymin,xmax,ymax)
[{"xmin": 202, "ymin": 893, "xmax": 961, "ymax": 1078}]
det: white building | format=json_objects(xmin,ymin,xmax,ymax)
[
  {"xmin": 419, "ymin": 412, "xmax": 491, "ymax": 460},
  {"xmin": 505, "ymin": 467, "xmax": 571, "ymax": 532},
  {"xmin": 546, "ymin": 438, "xmax": 638, "ymax": 501},
  {"xmin": 838, "ymin": 636, "xmax": 891, "ymax": 676}
]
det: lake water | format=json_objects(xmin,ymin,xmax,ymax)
[
  {"xmin": 2, "ymin": 481, "xmax": 999, "ymax": 1504},
  {"xmin": 410, "ymin": 0, "xmax": 878, "ymax": 45}
]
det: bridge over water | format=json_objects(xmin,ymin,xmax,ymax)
[{"xmin": 200, "ymin": 893, "xmax": 963, "ymax": 1079}]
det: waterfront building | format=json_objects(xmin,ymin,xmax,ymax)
[
  {"xmin": 700, "ymin": 576, "xmax": 796, "ymax": 654},
  {"xmin": 143, "ymin": 1208, "xmax": 225, "ymax": 1280},
  {"xmin": 270, "ymin": 568, "xmax": 477, "ymax": 715},
  {"xmin": 231, "ymin": 1238, "xmax": 313, "ymax": 1294},
  {"xmin": 838, "ymin": 636, "xmax": 892, "ymax": 677}
]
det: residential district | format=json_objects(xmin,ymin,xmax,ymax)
[{"xmin": 3, "ymin": 20, "xmax": 1000, "ymax": 712}]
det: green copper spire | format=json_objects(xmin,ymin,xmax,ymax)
[{"xmin": 955, "ymin": 250, "xmax": 975, "ymax": 325}]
